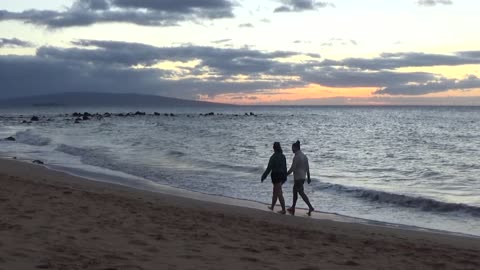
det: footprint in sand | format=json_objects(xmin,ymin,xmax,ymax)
[
  {"xmin": 79, "ymin": 228, "xmax": 90, "ymax": 233},
  {"xmin": 103, "ymin": 254, "xmax": 128, "ymax": 261},
  {"xmin": 220, "ymin": 245, "xmax": 238, "ymax": 250},
  {"xmin": 144, "ymin": 247, "xmax": 159, "ymax": 253},
  {"xmin": 128, "ymin": 239, "xmax": 148, "ymax": 246},
  {"xmin": 344, "ymin": 260, "xmax": 360, "ymax": 266},
  {"xmin": 239, "ymin": 257, "xmax": 259, "ymax": 262},
  {"xmin": 242, "ymin": 247, "xmax": 260, "ymax": 253},
  {"xmin": 299, "ymin": 267, "xmax": 320, "ymax": 270},
  {"xmin": 265, "ymin": 246, "xmax": 280, "ymax": 252}
]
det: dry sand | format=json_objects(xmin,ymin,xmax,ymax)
[{"xmin": 1, "ymin": 158, "xmax": 479, "ymax": 270}]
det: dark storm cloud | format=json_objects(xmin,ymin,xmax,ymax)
[
  {"xmin": 44, "ymin": 39, "xmax": 300, "ymax": 76},
  {"xmin": 0, "ymin": 0, "xmax": 234, "ymax": 28},
  {"xmin": 326, "ymin": 51, "xmax": 480, "ymax": 70},
  {"xmin": 0, "ymin": 41, "xmax": 307, "ymax": 99},
  {"xmin": 274, "ymin": 0, "xmax": 333, "ymax": 13},
  {"xmin": 0, "ymin": 53, "xmax": 302, "ymax": 99},
  {"xmin": 417, "ymin": 0, "xmax": 453, "ymax": 6},
  {"xmin": 2, "ymin": 40, "xmax": 480, "ymax": 99},
  {"xmin": 0, "ymin": 37, "xmax": 33, "ymax": 48}
]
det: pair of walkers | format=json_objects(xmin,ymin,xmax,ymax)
[{"xmin": 261, "ymin": 140, "xmax": 314, "ymax": 216}]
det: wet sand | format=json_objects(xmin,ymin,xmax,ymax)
[{"xmin": 1, "ymin": 158, "xmax": 479, "ymax": 270}]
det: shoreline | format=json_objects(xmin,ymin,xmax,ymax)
[
  {"xmin": 3, "ymin": 156, "xmax": 480, "ymax": 240},
  {"xmin": 1, "ymin": 157, "xmax": 480, "ymax": 269}
]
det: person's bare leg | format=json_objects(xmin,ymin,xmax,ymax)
[
  {"xmin": 278, "ymin": 192, "xmax": 286, "ymax": 213},
  {"xmin": 288, "ymin": 184, "xmax": 298, "ymax": 215},
  {"xmin": 269, "ymin": 184, "xmax": 277, "ymax": 210},
  {"xmin": 275, "ymin": 183, "xmax": 286, "ymax": 214},
  {"xmin": 299, "ymin": 190, "xmax": 314, "ymax": 216}
]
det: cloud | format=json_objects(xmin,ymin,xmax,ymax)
[
  {"xmin": 274, "ymin": 0, "xmax": 334, "ymax": 13},
  {"xmin": 0, "ymin": 40, "xmax": 309, "ymax": 99},
  {"xmin": 320, "ymin": 38, "xmax": 358, "ymax": 47},
  {"xmin": 0, "ymin": 0, "xmax": 235, "ymax": 28},
  {"xmin": 2, "ymin": 40, "xmax": 480, "ymax": 99},
  {"xmin": 302, "ymin": 67, "xmax": 436, "ymax": 88},
  {"xmin": 0, "ymin": 38, "xmax": 33, "ymax": 48},
  {"xmin": 417, "ymin": 0, "xmax": 453, "ymax": 6},
  {"xmin": 238, "ymin": 23, "xmax": 254, "ymax": 28},
  {"xmin": 211, "ymin": 38, "xmax": 232, "ymax": 44},
  {"xmin": 326, "ymin": 51, "xmax": 480, "ymax": 70},
  {"xmin": 374, "ymin": 75, "xmax": 480, "ymax": 95}
]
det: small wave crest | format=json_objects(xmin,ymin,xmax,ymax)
[
  {"xmin": 167, "ymin": 150, "xmax": 186, "ymax": 157},
  {"xmin": 15, "ymin": 130, "xmax": 51, "ymax": 146},
  {"xmin": 165, "ymin": 150, "xmax": 264, "ymax": 174},
  {"xmin": 315, "ymin": 182, "xmax": 480, "ymax": 217},
  {"xmin": 55, "ymin": 144, "xmax": 169, "ymax": 181}
]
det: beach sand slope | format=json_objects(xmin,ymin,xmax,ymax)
[{"xmin": 1, "ymin": 159, "xmax": 479, "ymax": 270}]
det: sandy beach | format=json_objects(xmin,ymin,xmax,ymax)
[{"xmin": 0, "ymin": 158, "xmax": 479, "ymax": 270}]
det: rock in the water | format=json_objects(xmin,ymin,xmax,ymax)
[
  {"xmin": 154, "ymin": 112, "xmax": 160, "ymax": 116},
  {"xmin": 31, "ymin": 116, "xmax": 39, "ymax": 121},
  {"xmin": 135, "ymin": 111, "xmax": 146, "ymax": 116},
  {"xmin": 32, "ymin": 160, "xmax": 44, "ymax": 165},
  {"xmin": 82, "ymin": 115, "xmax": 90, "ymax": 120},
  {"xmin": 5, "ymin": 136, "xmax": 15, "ymax": 141}
]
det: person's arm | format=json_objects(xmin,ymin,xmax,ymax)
[
  {"xmin": 287, "ymin": 155, "xmax": 296, "ymax": 176},
  {"xmin": 261, "ymin": 156, "xmax": 273, "ymax": 182},
  {"xmin": 306, "ymin": 156, "xmax": 311, "ymax": 184},
  {"xmin": 281, "ymin": 155, "xmax": 288, "ymax": 183}
]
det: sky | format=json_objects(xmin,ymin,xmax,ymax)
[{"xmin": 1, "ymin": 0, "xmax": 480, "ymax": 105}]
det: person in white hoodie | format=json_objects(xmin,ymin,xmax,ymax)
[{"xmin": 286, "ymin": 140, "xmax": 314, "ymax": 216}]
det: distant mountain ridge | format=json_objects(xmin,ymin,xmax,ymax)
[{"xmin": 0, "ymin": 92, "xmax": 231, "ymax": 107}]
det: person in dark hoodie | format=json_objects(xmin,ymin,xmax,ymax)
[{"xmin": 261, "ymin": 142, "xmax": 287, "ymax": 214}]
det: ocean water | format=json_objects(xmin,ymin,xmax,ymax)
[{"xmin": 1, "ymin": 106, "xmax": 479, "ymax": 236}]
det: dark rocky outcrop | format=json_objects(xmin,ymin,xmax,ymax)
[
  {"xmin": 31, "ymin": 116, "xmax": 39, "ymax": 121},
  {"xmin": 5, "ymin": 136, "xmax": 15, "ymax": 141},
  {"xmin": 32, "ymin": 160, "xmax": 44, "ymax": 165}
]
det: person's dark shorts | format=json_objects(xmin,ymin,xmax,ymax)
[
  {"xmin": 271, "ymin": 172, "xmax": 287, "ymax": 184},
  {"xmin": 293, "ymin": 179, "xmax": 305, "ymax": 192}
]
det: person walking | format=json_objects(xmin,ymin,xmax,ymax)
[
  {"xmin": 261, "ymin": 142, "xmax": 287, "ymax": 214},
  {"xmin": 287, "ymin": 140, "xmax": 314, "ymax": 216}
]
